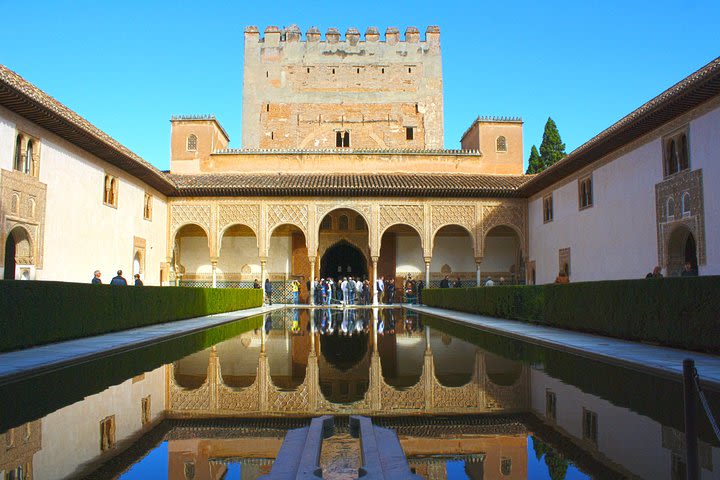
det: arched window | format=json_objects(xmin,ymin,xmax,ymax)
[
  {"xmin": 336, "ymin": 131, "xmax": 350, "ymax": 148},
  {"xmin": 13, "ymin": 135, "xmax": 22, "ymax": 171},
  {"xmin": 355, "ymin": 215, "xmax": 366, "ymax": 230},
  {"xmin": 496, "ymin": 136, "xmax": 507, "ymax": 152},
  {"xmin": 187, "ymin": 134, "xmax": 198, "ymax": 151},
  {"xmin": 681, "ymin": 192, "xmax": 691, "ymax": 217},
  {"xmin": 501, "ymin": 458, "xmax": 512, "ymax": 475},
  {"xmin": 666, "ymin": 197, "xmax": 675, "ymax": 220},
  {"xmin": 679, "ymin": 134, "xmax": 689, "ymax": 171},
  {"xmin": 339, "ymin": 215, "xmax": 349, "ymax": 231},
  {"xmin": 25, "ymin": 140, "xmax": 33, "ymax": 174},
  {"xmin": 103, "ymin": 175, "xmax": 112, "ymax": 204}
]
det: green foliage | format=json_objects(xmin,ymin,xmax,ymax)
[
  {"xmin": 423, "ymin": 276, "xmax": 720, "ymax": 353},
  {"xmin": 538, "ymin": 117, "xmax": 566, "ymax": 171},
  {"xmin": 526, "ymin": 145, "xmax": 542, "ymax": 174},
  {"xmin": 0, "ymin": 281, "xmax": 263, "ymax": 352}
]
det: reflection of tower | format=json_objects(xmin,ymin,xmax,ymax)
[{"xmin": 0, "ymin": 421, "xmax": 42, "ymax": 479}]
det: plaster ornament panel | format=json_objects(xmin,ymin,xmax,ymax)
[
  {"xmin": 379, "ymin": 204, "xmax": 424, "ymax": 237},
  {"xmin": 482, "ymin": 204, "xmax": 526, "ymax": 252},
  {"xmin": 431, "ymin": 204, "xmax": 475, "ymax": 235},
  {"xmin": 484, "ymin": 374, "xmax": 528, "ymax": 411},
  {"xmin": 432, "ymin": 380, "xmax": 481, "ymax": 411},
  {"xmin": 316, "ymin": 203, "xmax": 372, "ymax": 226},
  {"xmin": 379, "ymin": 379, "xmax": 426, "ymax": 410},
  {"xmin": 219, "ymin": 203, "xmax": 261, "ymax": 234},
  {"xmin": 1, "ymin": 169, "xmax": 47, "ymax": 268},
  {"xmin": 171, "ymin": 204, "xmax": 211, "ymax": 236},
  {"xmin": 267, "ymin": 204, "xmax": 309, "ymax": 234},
  {"xmin": 217, "ymin": 378, "xmax": 261, "ymax": 412}
]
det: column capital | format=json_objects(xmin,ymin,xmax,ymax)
[
  {"xmin": 210, "ymin": 257, "xmax": 218, "ymax": 265},
  {"xmin": 424, "ymin": 256, "xmax": 432, "ymax": 264},
  {"xmin": 475, "ymin": 257, "xmax": 484, "ymax": 265},
  {"xmin": 308, "ymin": 256, "xmax": 316, "ymax": 264},
  {"xmin": 371, "ymin": 256, "xmax": 379, "ymax": 263}
]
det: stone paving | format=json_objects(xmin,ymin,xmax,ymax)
[
  {"xmin": 0, "ymin": 304, "xmax": 283, "ymax": 386},
  {"xmin": 406, "ymin": 305, "xmax": 720, "ymax": 391}
]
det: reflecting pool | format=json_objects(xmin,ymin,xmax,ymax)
[{"xmin": 1, "ymin": 308, "xmax": 718, "ymax": 479}]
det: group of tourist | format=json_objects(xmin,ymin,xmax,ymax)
[
  {"xmin": 645, "ymin": 261, "xmax": 698, "ymax": 278},
  {"xmin": 438, "ymin": 275, "xmax": 464, "ymax": 288},
  {"xmin": 91, "ymin": 269, "xmax": 143, "ymax": 286}
]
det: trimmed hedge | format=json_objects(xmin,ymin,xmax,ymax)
[
  {"xmin": 0, "ymin": 281, "xmax": 263, "ymax": 352},
  {"xmin": 422, "ymin": 276, "xmax": 720, "ymax": 353}
]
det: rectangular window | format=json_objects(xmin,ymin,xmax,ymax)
[
  {"xmin": 100, "ymin": 415, "xmax": 116, "ymax": 451},
  {"xmin": 582, "ymin": 408, "xmax": 598, "ymax": 444},
  {"xmin": 143, "ymin": 193, "xmax": 152, "ymax": 221},
  {"xmin": 578, "ymin": 175, "xmax": 593, "ymax": 209},
  {"xmin": 103, "ymin": 174, "xmax": 118, "ymax": 208},
  {"xmin": 336, "ymin": 131, "xmax": 350, "ymax": 148},
  {"xmin": 543, "ymin": 194, "xmax": 554, "ymax": 223},
  {"xmin": 405, "ymin": 127, "xmax": 414, "ymax": 141},
  {"xmin": 545, "ymin": 390, "xmax": 557, "ymax": 422}
]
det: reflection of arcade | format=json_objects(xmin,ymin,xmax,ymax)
[
  {"xmin": 163, "ymin": 420, "xmax": 528, "ymax": 480},
  {"xmin": 170, "ymin": 309, "xmax": 528, "ymax": 415}
]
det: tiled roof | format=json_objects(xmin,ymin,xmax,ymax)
[
  {"xmin": 0, "ymin": 64, "xmax": 176, "ymax": 195},
  {"xmin": 519, "ymin": 55, "xmax": 720, "ymax": 196},
  {"xmin": 214, "ymin": 148, "xmax": 481, "ymax": 155},
  {"xmin": 169, "ymin": 173, "xmax": 530, "ymax": 198}
]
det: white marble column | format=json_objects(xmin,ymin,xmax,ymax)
[
  {"xmin": 260, "ymin": 258, "xmax": 267, "ymax": 304},
  {"xmin": 211, "ymin": 258, "xmax": 218, "ymax": 288},
  {"xmin": 424, "ymin": 257, "xmax": 431, "ymax": 286},
  {"xmin": 309, "ymin": 258, "xmax": 316, "ymax": 306},
  {"xmin": 475, "ymin": 258, "xmax": 482, "ymax": 286},
  {"xmin": 372, "ymin": 257, "xmax": 379, "ymax": 306}
]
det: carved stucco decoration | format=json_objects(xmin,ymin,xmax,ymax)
[
  {"xmin": 431, "ymin": 205, "xmax": 475, "ymax": 235},
  {"xmin": 267, "ymin": 204, "xmax": 309, "ymax": 236},
  {"xmin": 171, "ymin": 204, "xmax": 211, "ymax": 238},
  {"xmin": 379, "ymin": 204, "xmax": 424, "ymax": 240},
  {"xmin": 316, "ymin": 203, "xmax": 371, "ymax": 229},
  {"xmin": 0, "ymin": 169, "xmax": 47, "ymax": 268},
  {"xmin": 481, "ymin": 204, "xmax": 526, "ymax": 254},
  {"xmin": 218, "ymin": 203, "xmax": 261, "ymax": 236}
]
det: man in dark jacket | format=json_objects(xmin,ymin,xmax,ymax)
[
  {"xmin": 110, "ymin": 270, "xmax": 127, "ymax": 286},
  {"xmin": 91, "ymin": 270, "xmax": 102, "ymax": 284},
  {"xmin": 439, "ymin": 275, "xmax": 450, "ymax": 288},
  {"xmin": 264, "ymin": 278, "xmax": 273, "ymax": 305},
  {"xmin": 134, "ymin": 274, "xmax": 143, "ymax": 286}
]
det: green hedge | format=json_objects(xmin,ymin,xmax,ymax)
[
  {"xmin": 0, "ymin": 281, "xmax": 263, "ymax": 352},
  {"xmin": 422, "ymin": 276, "xmax": 720, "ymax": 353}
]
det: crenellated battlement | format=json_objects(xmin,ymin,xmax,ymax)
[{"xmin": 244, "ymin": 25, "xmax": 440, "ymax": 45}]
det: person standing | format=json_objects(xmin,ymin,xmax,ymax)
[
  {"xmin": 376, "ymin": 275, "xmax": 385, "ymax": 304},
  {"xmin": 291, "ymin": 280, "xmax": 300, "ymax": 304},
  {"xmin": 417, "ymin": 280, "xmax": 424, "ymax": 305},
  {"xmin": 347, "ymin": 276, "xmax": 356, "ymax": 305},
  {"xmin": 363, "ymin": 280, "xmax": 371, "ymax": 305},
  {"xmin": 91, "ymin": 270, "xmax": 102, "ymax": 284},
  {"xmin": 134, "ymin": 274, "xmax": 143, "ymax": 286},
  {"xmin": 387, "ymin": 279, "xmax": 396, "ymax": 304},
  {"xmin": 264, "ymin": 278, "xmax": 273, "ymax": 305},
  {"xmin": 341, "ymin": 277, "xmax": 348, "ymax": 305},
  {"xmin": 253, "ymin": 279, "xmax": 261, "ymax": 289},
  {"xmin": 454, "ymin": 276, "xmax": 462, "ymax": 288},
  {"xmin": 484, "ymin": 276, "xmax": 495, "ymax": 287},
  {"xmin": 110, "ymin": 270, "xmax": 127, "ymax": 286},
  {"xmin": 440, "ymin": 275, "xmax": 450, "ymax": 288}
]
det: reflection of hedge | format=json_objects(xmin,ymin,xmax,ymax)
[
  {"xmin": 0, "ymin": 281, "xmax": 263, "ymax": 352},
  {"xmin": 423, "ymin": 277, "xmax": 720, "ymax": 353}
]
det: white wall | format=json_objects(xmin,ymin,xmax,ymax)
[
  {"xmin": 268, "ymin": 235, "xmax": 292, "ymax": 274},
  {"xmin": 430, "ymin": 235, "xmax": 475, "ymax": 273},
  {"xmin": 691, "ymin": 107, "xmax": 720, "ymax": 275},
  {"xmin": 33, "ymin": 366, "xmax": 165, "ymax": 480},
  {"xmin": 482, "ymin": 236, "xmax": 517, "ymax": 272},
  {"xmin": 218, "ymin": 235, "xmax": 261, "ymax": 276},
  {"xmin": 396, "ymin": 234, "xmax": 423, "ymax": 274},
  {"xmin": 0, "ymin": 106, "xmax": 168, "ymax": 285},
  {"xmin": 528, "ymin": 102, "xmax": 720, "ymax": 284}
]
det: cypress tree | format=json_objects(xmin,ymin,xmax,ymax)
[
  {"xmin": 526, "ymin": 145, "xmax": 542, "ymax": 174},
  {"xmin": 539, "ymin": 117, "xmax": 566, "ymax": 170}
]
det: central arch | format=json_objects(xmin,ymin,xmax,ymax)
[{"xmin": 320, "ymin": 240, "xmax": 368, "ymax": 280}]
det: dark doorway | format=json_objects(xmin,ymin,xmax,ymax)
[
  {"xmin": 4, "ymin": 232, "xmax": 16, "ymax": 280},
  {"xmin": 685, "ymin": 233, "xmax": 698, "ymax": 272},
  {"xmin": 320, "ymin": 241, "xmax": 367, "ymax": 280}
]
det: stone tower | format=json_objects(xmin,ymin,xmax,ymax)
[{"xmin": 242, "ymin": 25, "xmax": 444, "ymax": 150}]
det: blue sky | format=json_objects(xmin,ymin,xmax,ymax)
[{"xmin": 2, "ymin": 1, "xmax": 718, "ymax": 171}]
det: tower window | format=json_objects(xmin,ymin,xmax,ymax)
[
  {"xmin": 332, "ymin": 68, "xmax": 336, "ymax": 74},
  {"xmin": 100, "ymin": 416, "xmax": 116, "ymax": 451},
  {"xmin": 271, "ymin": 131, "xmax": 274, "ymax": 140},
  {"xmin": 13, "ymin": 135, "xmax": 22, "ymax": 171},
  {"xmin": 663, "ymin": 129, "xmax": 690, "ymax": 177},
  {"xmin": 381, "ymin": 67, "xmax": 385, "ymax": 74},
  {"xmin": 186, "ymin": 134, "xmax": 197, "ymax": 151},
  {"xmin": 405, "ymin": 127, "xmax": 414, "ymax": 140},
  {"xmin": 356, "ymin": 68, "xmax": 360, "ymax": 74},
  {"xmin": 306, "ymin": 67, "xmax": 310, "ymax": 73},
  {"xmin": 336, "ymin": 131, "xmax": 350, "ymax": 148},
  {"xmin": 408, "ymin": 67, "xmax": 412, "ymax": 73},
  {"xmin": 496, "ymin": 136, "xmax": 507, "ymax": 152},
  {"xmin": 579, "ymin": 175, "xmax": 593, "ymax": 210}
]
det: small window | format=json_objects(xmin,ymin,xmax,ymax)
[
  {"xmin": 332, "ymin": 68, "xmax": 336, "ymax": 74},
  {"xmin": 320, "ymin": 216, "xmax": 332, "ymax": 230},
  {"xmin": 381, "ymin": 67, "xmax": 385, "ymax": 74},
  {"xmin": 356, "ymin": 67, "xmax": 360, "ymax": 74},
  {"xmin": 266, "ymin": 104, "xmax": 270, "ymax": 112},
  {"xmin": 339, "ymin": 215, "xmax": 349, "ymax": 231},
  {"xmin": 141, "ymin": 396, "xmax": 151, "ymax": 425},
  {"xmin": 408, "ymin": 67, "xmax": 412, "ymax": 73},
  {"xmin": 681, "ymin": 192, "xmax": 691, "ymax": 217},
  {"xmin": 13, "ymin": 135, "xmax": 23, "ymax": 171},
  {"xmin": 143, "ymin": 193, "xmax": 153, "ymax": 221},
  {"xmin": 186, "ymin": 134, "xmax": 197, "ymax": 151},
  {"xmin": 24, "ymin": 140, "xmax": 34, "ymax": 174},
  {"xmin": 543, "ymin": 194, "xmax": 553, "ymax": 223},
  {"xmin": 306, "ymin": 67, "xmax": 310, "ymax": 73},
  {"xmin": 336, "ymin": 131, "xmax": 350, "ymax": 148},
  {"xmin": 103, "ymin": 174, "xmax": 118, "ymax": 207},
  {"xmin": 663, "ymin": 129, "xmax": 690, "ymax": 177},
  {"xmin": 579, "ymin": 175, "xmax": 593, "ymax": 209},
  {"xmin": 270, "ymin": 131, "xmax": 274, "ymax": 140},
  {"xmin": 582, "ymin": 408, "xmax": 598, "ymax": 444},
  {"xmin": 405, "ymin": 127, "xmax": 414, "ymax": 141},
  {"xmin": 666, "ymin": 197, "xmax": 675, "ymax": 221},
  {"xmin": 496, "ymin": 136, "xmax": 507, "ymax": 152},
  {"xmin": 266, "ymin": 71, "xmax": 269, "ymax": 78},
  {"xmin": 546, "ymin": 390, "xmax": 557, "ymax": 421},
  {"xmin": 500, "ymin": 458, "xmax": 512, "ymax": 476},
  {"xmin": 100, "ymin": 415, "xmax": 116, "ymax": 451},
  {"xmin": 355, "ymin": 215, "xmax": 366, "ymax": 230}
]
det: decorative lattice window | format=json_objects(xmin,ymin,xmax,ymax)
[
  {"xmin": 103, "ymin": 174, "xmax": 118, "ymax": 207},
  {"xmin": 339, "ymin": 215, "xmax": 349, "ymax": 231},
  {"xmin": 663, "ymin": 128, "xmax": 690, "ymax": 177},
  {"xmin": 187, "ymin": 134, "xmax": 198, "ymax": 151},
  {"xmin": 320, "ymin": 216, "xmax": 332, "ymax": 230},
  {"xmin": 496, "ymin": 136, "xmax": 507, "ymax": 152}
]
